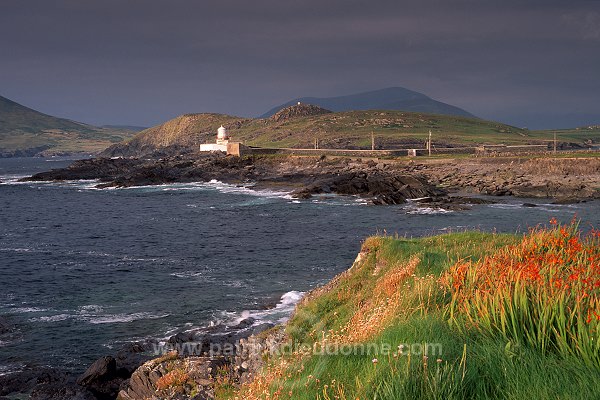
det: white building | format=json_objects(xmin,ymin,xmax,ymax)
[{"xmin": 200, "ymin": 125, "xmax": 229, "ymax": 152}]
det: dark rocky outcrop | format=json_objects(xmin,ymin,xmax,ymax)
[
  {"xmin": 116, "ymin": 325, "xmax": 287, "ymax": 400},
  {"xmin": 76, "ymin": 356, "xmax": 122, "ymax": 399},
  {"xmin": 291, "ymin": 172, "xmax": 446, "ymax": 205},
  {"xmin": 0, "ymin": 366, "xmax": 95, "ymax": 400},
  {"xmin": 22, "ymin": 153, "xmax": 449, "ymax": 206},
  {"xmin": 22, "ymin": 152, "xmax": 600, "ymax": 207}
]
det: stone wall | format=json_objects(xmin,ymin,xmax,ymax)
[
  {"xmin": 408, "ymin": 147, "xmax": 477, "ymax": 156},
  {"xmin": 245, "ymin": 147, "xmax": 407, "ymax": 157}
]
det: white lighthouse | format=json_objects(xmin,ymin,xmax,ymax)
[
  {"xmin": 200, "ymin": 125, "xmax": 231, "ymax": 152},
  {"xmin": 216, "ymin": 125, "xmax": 229, "ymax": 144}
]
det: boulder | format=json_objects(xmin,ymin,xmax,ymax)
[
  {"xmin": 77, "ymin": 356, "xmax": 117, "ymax": 386},
  {"xmin": 77, "ymin": 356, "xmax": 122, "ymax": 398}
]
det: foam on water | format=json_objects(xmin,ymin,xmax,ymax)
[
  {"xmin": 30, "ymin": 313, "xmax": 72, "ymax": 323},
  {"xmin": 0, "ymin": 363, "xmax": 26, "ymax": 377},
  {"xmin": 0, "ymin": 174, "xmax": 29, "ymax": 184},
  {"xmin": 27, "ymin": 307, "xmax": 170, "ymax": 325},
  {"xmin": 232, "ymin": 290, "xmax": 305, "ymax": 326},
  {"xmin": 11, "ymin": 307, "xmax": 48, "ymax": 313},
  {"xmin": 406, "ymin": 206, "xmax": 453, "ymax": 215},
  {"xmin": 111, "ymin": 180, "xmax": 293, "ymax": 200},
  {"xmin": 88, "ymin": 312, "xmax": 170, "ymax": 324}
]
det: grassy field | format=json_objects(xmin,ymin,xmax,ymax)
[
  {"xmin": 0, "ymin": 95, "xmax": 139, "ymax": 155},
  {"xmin": 224, "ymin": 222, "xmax": 600, "ymax": 399},
  {"xmin": 0, "ymin": 128, "xmax": 136, "ymax": 155},
  {"xmin": 123, "ymin": 110, "xmax": 600, "ymax": 153}
]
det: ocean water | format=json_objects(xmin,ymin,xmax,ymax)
[{"xmin": 1, "ymin": 157, "xmax": 599, "ymax": 375}]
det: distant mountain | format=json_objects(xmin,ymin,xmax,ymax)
[
  {"xmin": 259, "ymin": 87, "xmax": 475, "ymax": 119},
  {"xmin": 0, "ymin": 95, "xmax": 138, "ymax": 157}
]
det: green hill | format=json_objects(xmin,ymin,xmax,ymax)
[
  {"xmin": 102, "ymin": 104, "xmax": 600, "ymax": 157},
  {"xmin": 0, "ymin": 95, "xmax": 138, "ymax": 157}
]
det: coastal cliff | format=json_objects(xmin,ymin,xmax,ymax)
[{"xmin": 112, "ymin": 221, "xmax": 600, "ymax": 399}]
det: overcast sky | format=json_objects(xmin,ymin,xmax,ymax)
[{"xmin": 1, "ymin": 0, "xmax": 599, "ymax": 129}]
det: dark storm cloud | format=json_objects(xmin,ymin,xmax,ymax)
[{"xmin": 1, "ymin": 0, "xmax": 599, "ymax": 128}]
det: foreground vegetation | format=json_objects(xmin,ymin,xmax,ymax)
[{"xmin": 226, "ymin": 221, "xmax": 600, "ymax": 399}]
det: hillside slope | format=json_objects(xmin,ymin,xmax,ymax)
[
  {"xmin": 0, "ymin": 95, "xmax": 138, "ymax": 157},
  {"xmin": 259, "ymin": 87, "xmax": 476, "ymax": 118},
  {"xmin": 102, "ymin": 106, "xmax": 540, "ymax": 157}
]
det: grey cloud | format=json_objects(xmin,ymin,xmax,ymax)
[{"xmin": 0, "ymin": 0, "xmax": 599, "ymax": 128}]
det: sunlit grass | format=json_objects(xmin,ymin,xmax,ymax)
[{"xmin": 227, "ymin": 226, "xmax": 600, "ymax": 399}]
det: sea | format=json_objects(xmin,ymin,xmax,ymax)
[{"xmin": 1, "ymin": 156, "xmax": 599, "ymax": 376}]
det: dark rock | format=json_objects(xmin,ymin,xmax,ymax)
[
  {"xmin": 77, "ymin": 356, "xmax": 122, "ymax": 398},
  {"xmin": 0, "ymin": 366, "xmax": 95, "ymax": 399},
  {"xmin": 115, "ymin": 342, "xmax": 154, "ymax": 376},
  {"xmin": 552, "ymin": 198, "xmax": 583, "ymax": 204},
  {"xmin": 31, "ymin": 383, "xmax": 97, "ymax": 400},
  {"xmin": 234, "ymin": 317, "xmax": 256, "ymax": 330},
  {"xmin": 77, "ymin": 356, "xmax": 117, "ymax": 386},
  {"xmin": 292, "ymin": 191, "xmax": 313, "ymax": 199},
  {"xmin": 522, "ymin": 203, "xmax": 538, "ymax": 207},
  {"xmin": 168, "ymin": 331, "xmax": 197, "ymax": 344}
]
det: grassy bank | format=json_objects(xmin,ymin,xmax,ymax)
[{"xmin": 225, "ymin": 224, "xmax": 600, "ymax": 399}]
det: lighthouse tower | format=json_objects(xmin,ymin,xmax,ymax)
[
  {"xmin": 216, "ymin": 125, "xmax": 229, "ymax": 144},
  {"xmin": 200, "ymin": 125, "xmax": 233, "ymax": 153}
]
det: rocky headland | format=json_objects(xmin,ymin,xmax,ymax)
[{"xmin": 21, "ymin": 152, "xmax": 600, "ymax": 206}]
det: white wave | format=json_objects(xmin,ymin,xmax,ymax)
[
  {"xmin": 233, "ymin": 290, "xmax": 305, "ymax": 326},
  {"xmin": 88, "ymin": 312, "xmax": 170, "ymax": 324},
  {"xmin": 114, "ymin": 180, "xmax": 292, "ymax": 199},
  {"xmin": 11, "ymin": 306, "xmax": 48, "ymax": 313},
  {"xmin": 170, "ymin": 271, "xmax": 207, "ymax": 278},
  {"xmin": 0, "ymin": 174, "xmax": 29, "ymax": 184},
  {"xmin": 0, "ymin": 247, "xmax": 37, "ymax": 253},
  {"xmin": 406, "ymin": 206, "xmax": 453, "ymax": 215},
  {"xmin": 223, "ymin": 279, "xmax": 248, "ymax": 289},
  {"xmin": 488, "ymin": 203, "xmax": 522, "ymax": 210},
  {"xmin": 30, "ymin": 313, "xmax": 72, "ymax": 322},
  {"xmin": 0, "ymin": 178, "xmax": 100, "ymax": 190},
  {"xmin": 0, "ymin": 363, "xmax": 25, "ymax": 376},
  {"xmin": 28, "ymin": 306, "xmax": 169, "ymax": 324},
  {"xmin": 78, "ymin": 304, "xmax": 104, "ymax": 313},
  {"xmin": 203, "ymin": 180, "xmax": 292, "ymax": 199}
]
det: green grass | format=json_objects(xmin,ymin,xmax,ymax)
[
  {"xmin": 0, "ymin": 95, "xmax": 138, "ymax": 155},
  {"xmin": 122, "ymin": 110, "xmax": 600, "ymax": 155},
  {"xmin": 229, "ymin": 231, "xmax": 600, "ymax": 399}
]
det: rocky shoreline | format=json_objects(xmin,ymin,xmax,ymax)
[
  {"xmin": 0, "ymin": 313, "xmax": 283, "ymax": 400},
  {"xmin": 20, "ymin": 152, "xmax": 600, "ymax": 206}
]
